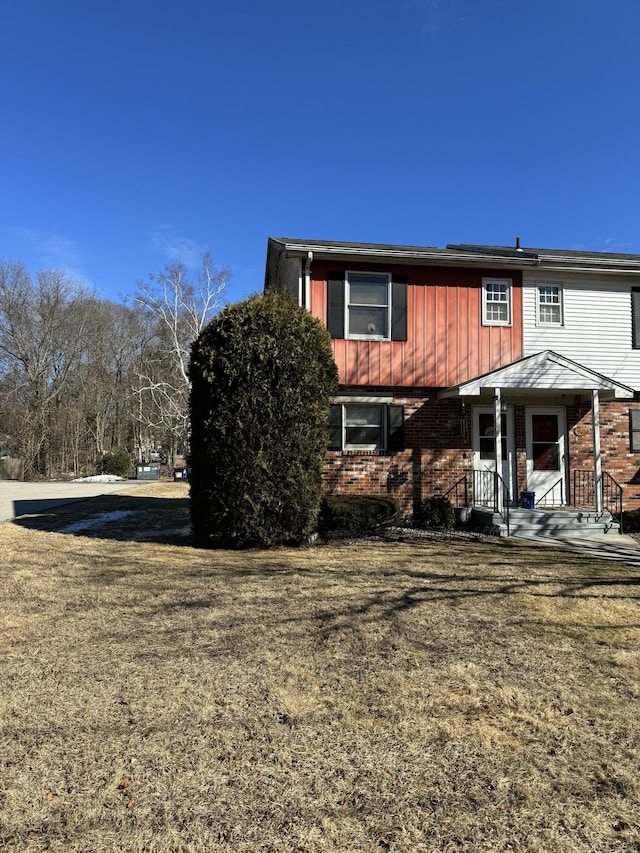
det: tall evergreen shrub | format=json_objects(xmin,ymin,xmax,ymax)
[{"xmin": 188, "ymin": 291, "xmax": 339, "ymax": 547}]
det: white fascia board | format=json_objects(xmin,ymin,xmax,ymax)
[{"xmin": 536, "ymin": 261, "xmax": 640, "ymax": 277}]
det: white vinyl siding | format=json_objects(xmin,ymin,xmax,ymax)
[{"xmin": 522, "ymin": 272, "xmax": 640, "ymax": 390}]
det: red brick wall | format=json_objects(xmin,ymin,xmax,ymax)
[
  {"xmin": 567, "ymin": 400, "xmax": 640, "ymax": 510},
  {"xmin": 322, "ymin": 392, "xmax": 640, "ymax": 515},
  {"xmin": 323, "ymin": 450, "xmax": 415, "ymax": 515},
  {"xmin": 322, "ymin": 390, "xmax": 473, "ymax": 516}
]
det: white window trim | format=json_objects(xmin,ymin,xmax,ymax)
[
  {"xmin": 341, "ymin": 401, "xmax": 388, "ymax": 451},
  {"xmin": 335, "ymin": 395, "xmax": 393, "ymax": 404},
  {"xmin": 482, "ymin": 277, "xmax": 512, "ymax": 327},
  {"xmin": 345, "ymin": 270, "xmax": 392, "ymax": 340},
  {"xmin": 535, "ymin": 281, "xmax": 564, "ymax": 326}
]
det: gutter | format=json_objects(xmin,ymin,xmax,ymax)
[
  {"xmin": 532, "ymin": 262, "xmax": 640, "ymax": 276},
  {"xmin": 302, "ymin": 248, "xmax": 640, "ymax": 277},
  {"xmin": 270, "ymin": 238, "xmax": 640, "ymax": 276},
  {"xmin": 273, "ymin": 240, "xmax": 541, "ymax": 269}
]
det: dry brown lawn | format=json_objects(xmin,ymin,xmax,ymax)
[{"xmin": 1, "ymin": 482, "xmax": 639, "ymax": 852}]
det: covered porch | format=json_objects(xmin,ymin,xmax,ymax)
[{"xmin": 439, "ymin": 351, "xmax": 636, "ymax": 535}]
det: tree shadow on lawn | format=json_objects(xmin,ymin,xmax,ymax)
[
  {"xmin": 307, "ymin": 570, "xmax": 640, "ymax": 637},
  {"xmin": 10, "ymin": 494, "xmax": 640, "ymax": 633},
  {"xmin": 11, "ymin": 492, "xmax": 192, "ymax": 544},
  {"xmin": 86, "ymin": 534, "xmax": 640, "ymax": 639},
  {"xmin": 78, "ymin": 555, "xmax": 640, "ymax": 660}
]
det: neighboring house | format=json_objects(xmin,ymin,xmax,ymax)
[{"xmin": 265, "ymin": 238, "xmax": 640, "ymax": 520}]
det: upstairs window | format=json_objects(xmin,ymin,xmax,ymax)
[
  {"xmin": 632, "ymin": 289, "xmax": 640, "ymax": 349},
  {"xmin": 347, "ymin": 272, "xmax": 390, "ymax": 338},
  {"xmin": 537, "ymin": 283, "xmax": 563, "ymax": 325},
  {"xmin": 482, "ymin": 278, "xmax": 512, "ymax": 326},
  {"xmin": 327, "ymin": 271, "xmax": 407, "ymax": 340}
]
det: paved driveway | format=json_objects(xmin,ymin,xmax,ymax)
[{"xmin": 0, "ymin": 480, "xmax": 147, "ymax": 523}]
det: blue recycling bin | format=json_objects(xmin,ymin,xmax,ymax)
[{"xmin": 520, "ymin": 491, "xmax": 535, "ymax": 510}]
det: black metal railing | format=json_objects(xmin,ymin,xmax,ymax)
[
  {"xmin": 535, "ymin": 478, "xmax": 564, "ymax": 507},
  {"xmin": 467, "ymin": 468, "xmax": 624, "ymax": 535},
  {"xmin": 573, "ymin": 469, "xmax": 596, "ymax": 508},
  {"xmin": 444, "ymin": 475, "xmax": 468, "ymax": 508},
  {"xmin": 572, "ymin": 469, "xmax": 624, "ymax": 531},
  {"xmin": 472, "ymin": 469, "xmax": 510, "ymax": 536},
  {"xmin": 603, "ymin": 471, "xmax": 624, "ymax": 532}
]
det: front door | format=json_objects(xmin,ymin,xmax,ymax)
[
  {"xmin": 525, "ymin": 407, "xmax": 567, "ymax": 505},
  {"xmin": 472, "ymin": 406, "xmax": 515, "ymax": 505}
]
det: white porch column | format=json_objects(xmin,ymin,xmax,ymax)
[
  {"xmin": 592, "ymin": 389, "xmax": 603, "ymax": 513},
  {"xmin": 494, "ymin": 387, "xmax": 503, "ymax": 513}
]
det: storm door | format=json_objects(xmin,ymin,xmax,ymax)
[
  {"xmin": 525, "ymin": 407, "xmax": 567, "ymax": 505},
  {"xmin": 472, "ymin": 406, "xmax": 515, "ymax": 505}
]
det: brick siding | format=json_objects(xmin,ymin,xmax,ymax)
[{"xmin": 322, "ymin": 390, "xmax": 640, "ymax": 515}]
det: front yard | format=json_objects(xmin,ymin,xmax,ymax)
[{"xmin": 0, "ymin": 483, "xmax": 639, "ymax": 852}]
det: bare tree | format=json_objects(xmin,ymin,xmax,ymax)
[
  {"xmin": 0, "ymin": 261, "xmax": 100, "ymax": 476},
  {"xmin": 72, "ymin": 299, "xmax": 149, "ymax": 461},
  {"xmin": 131, "ymin": 253, "xmax": 230, "ymax": 464},
  {"xmin": 0, "ymin": 252, "xmax": 231, "ymax": 479}
]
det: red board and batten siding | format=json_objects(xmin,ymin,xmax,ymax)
[{"xmin": 310, "ymin": 262, "xmax": 524, "ymax": 388}]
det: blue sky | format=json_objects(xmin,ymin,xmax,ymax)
[{"xmin": 1, "ymin": 0, "xmax": 639, "ymax": 306}]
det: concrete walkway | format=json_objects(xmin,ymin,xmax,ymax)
[
  {"xmin": 512, "ymin": 532, "xmax": 640, "ymax": 567},
  {"xmin": 0, "ymin": 480, "xmax": 147, "ymax": 523}
]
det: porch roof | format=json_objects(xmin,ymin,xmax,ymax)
[{"xmin": 439, "ymin": 350, "xmax": 636, "ymax": 401}]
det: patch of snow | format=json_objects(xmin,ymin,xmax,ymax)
[
  {"xmin": 72, "ymin": 475, "xmax": 128, "ymax": 483},
  {"xmin": 58, "ymin": 510, "xmax": 135, "ymax": 534}
]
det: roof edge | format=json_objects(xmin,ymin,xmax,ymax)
[{"xmin": 268, "ymin": 238, "xmax": 640, "ymax": 274}]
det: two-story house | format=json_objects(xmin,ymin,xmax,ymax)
[{"xmin": 265, "ymin": 238, "xmax": 640, "ymax": 525}]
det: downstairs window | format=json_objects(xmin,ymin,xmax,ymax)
[
  {"xmin": 329, "ymin": 402, "xmax": 404, "ymax": 451},
  {"xmin": 630, "ymin": 410, "xmax": 640, "ymax": 452}
]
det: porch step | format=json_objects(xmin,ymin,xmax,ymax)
[{"xmin": 472, "ymin": 507, "xmax": 621, "ymax": 538}]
